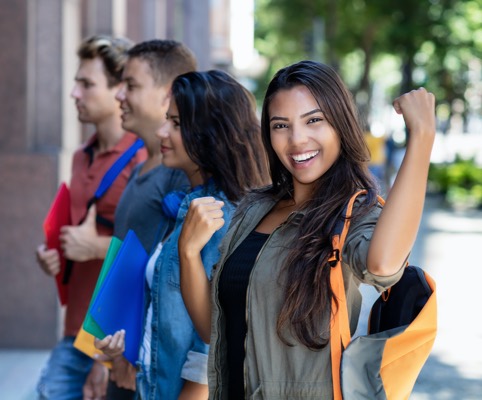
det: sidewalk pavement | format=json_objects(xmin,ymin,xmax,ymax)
[
  {"xmin": 410, "ymin": 195, "xmax": 482, "ymax": 399},
  {"xmin": 0, "ymin": 349, "xmax": 48, "ymax": 399},
  {"xmin": 0, "ymin": 194, "xmax": 481, "ymax": 399}
]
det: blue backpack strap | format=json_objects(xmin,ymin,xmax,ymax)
[
  {"xmin": 88, "ymin": 138, "xmax": 144, "ymax": 208},
  {"xmin": 62, "ymin": 138, "xmax": 144, "ymax": 285}
]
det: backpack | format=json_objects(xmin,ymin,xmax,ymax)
[{"xmin": 329, "ymin": 190, "xmax": 437, "ymax": 400}]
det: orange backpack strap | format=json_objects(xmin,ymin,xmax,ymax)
[{"xmin": 330, "ymin": 190, "xmax": 384, "ymax": 400}]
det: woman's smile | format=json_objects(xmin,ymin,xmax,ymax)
[{"xmin": 290, "ymin": 150, "xmax": 320, "ymax": 165}]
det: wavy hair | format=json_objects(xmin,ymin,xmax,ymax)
[
  {"xmin": 77, "ymin": 35, "xmax": 133, "ymax": 87},
  {"xmin": 260, "ymin": 60, "xmax": 378, "ymax": 349},
  {"xmin": 171, "ymin": 70, "xmax": 269, "ymax": 201}
]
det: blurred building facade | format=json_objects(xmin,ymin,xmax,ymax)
[{"xmin": 0, "ymin": 0, "xmax": 233, "ymax": 348}]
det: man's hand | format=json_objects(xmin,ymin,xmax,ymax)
[
  {"xmin": 60, "ymin": 205, "xmax": 108, "ymax": 261},
  {"xmin": 83, "ymin": 361, "xmax": 108, "ymax": 400},
  {"xmin": 36, "ymin": 244, "xmax": 60, "ymax": 276}
]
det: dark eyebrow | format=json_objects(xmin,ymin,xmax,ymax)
[
  {"xmin": 269, "ymin": 116, "xmax": 289, "ymax": 122},
  {"xmin": 167, "ymin": 113, "xmax": 179, "ymax": 120},
  {"xmin": 300, "ymin": 109, "xmax": 323, "ymax": 118},
  {"xmin": 270, "ymin": 109, "xmax": 323, "ymax": 122},
  {"xmin": 74, "ymin": 77, "xmax": 90, "ymax": 83}
]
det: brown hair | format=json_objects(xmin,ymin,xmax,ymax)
[
  {"xmin": 77, "ymin": 35, "xmax": 134, "ymax": 87},
  {"xmin": 172, "ymin": 70, "xmax": 269, "ymax": 201},
  {"xmin": 126, "ymin": 40, "xmax": 197, "ymax": 86}
]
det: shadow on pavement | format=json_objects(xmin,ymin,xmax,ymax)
[
  {"xmin": 413, "ymin": 353, "xmax": 482, "ymax": 399},
  {"xmin": 410, "ymin": 195, "xmax": 482, "ymax": 399}
]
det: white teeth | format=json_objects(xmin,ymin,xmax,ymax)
[{"xmin": 291, "ymin": 151, "xmax": 319, "ymax": 163}]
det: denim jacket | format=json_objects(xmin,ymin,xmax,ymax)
[{"xmin": 138, "ymin": 180, "xmax": 235, "ymax": 400}]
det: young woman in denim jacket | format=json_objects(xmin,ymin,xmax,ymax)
[
  {"xmin": 95, "ymin": 70, "xmax": 268, "ymax": 399},
  {"xmin": 179, "ymin": 61, "xmax": 436, "ymax": 399}
]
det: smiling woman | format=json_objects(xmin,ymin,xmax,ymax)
[
  {"xmin": 158, "ymin": 101, "xmax": 200, "ymax": 185},
  {"xmin": 179, "ymin": 60, "xmax": 436, "ymax": 399}
]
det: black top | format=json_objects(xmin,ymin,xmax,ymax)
[{"xmin": 218, "ymin": 230, "xmax": 269, "ymax": 400}]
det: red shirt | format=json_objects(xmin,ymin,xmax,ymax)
[{"xmin": 65, "ymin": 132, "xmax": 147, "ymax": 337}]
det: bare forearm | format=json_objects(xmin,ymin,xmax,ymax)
[
  {"xmin": 179, "ymin": 251, "xmax": 212, "ymax": 343},
  {"xmin": 178, "ymin": 380, "xmax": 208, "ymax": 400},
  {"xmin": 110, "ymin": 356, "xmax": 136, "ymax": 390},
  {"xmin": 178, "ymin": 197, "xmax": 226, "ymax": 343},
  {"xmin": 368, "ymin": 134, "xmax": 434, "ymax": 275}
]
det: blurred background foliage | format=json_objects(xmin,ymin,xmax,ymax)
[
  {"xmin": 252, "ymin": 0, "xmax": 482, "ymax": 208},
  {"xmin": 253, "ymin": 0, "xmax": 481, "ymax": 123},
  {"xmin": 429, "ymin": 156, "xmax": 482, "ymax": 208}
]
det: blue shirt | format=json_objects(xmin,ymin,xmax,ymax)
[{"xmin": 138, "ymin": 180, "xmax": 235, "ymax": 400}]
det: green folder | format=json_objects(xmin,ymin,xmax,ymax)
[{"xmin": 83, "ymin": 236, "xmax": 123, "ymax": 339}]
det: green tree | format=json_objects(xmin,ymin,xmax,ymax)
[
  {"xmin": 254, "ymin": 0, "xmax": 343, "ymax": 101},
  {"xmin": 254, "ymin": 0, "xmax": 482, "ymax": 127},
  {"xmin": 412, "ymin": 0, "xmax": 482, "ymax": 129}
]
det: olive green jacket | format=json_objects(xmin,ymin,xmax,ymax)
[{"xmin": 208, "ymin": 193, "xmax": 404, "ymax": 399}]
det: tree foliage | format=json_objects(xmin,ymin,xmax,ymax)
[{"xmin": 254, "ymin": 0, "xmax": 482, "ymax": 124}]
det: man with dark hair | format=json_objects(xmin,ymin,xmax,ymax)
[
  {"xmin": 100, "ymin": 39, "xmax": 197, "ymax": 400},
  {"xmin": 112, "ymin": 40, "xmax": 197, "ymax": 250},
  {"xmin": 35, "ymin": 35, "xmax": 146, "ymax": 399}
]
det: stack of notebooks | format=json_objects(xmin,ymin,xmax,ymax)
[
  {"xmin": 44, "ymin": 184, "xmax": 149, "ymax": 367},
  {"xmin": 74, "ymin": 230, "xmax": 149, "ymax": 366}
]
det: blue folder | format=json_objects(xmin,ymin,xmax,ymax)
[
  {"xmin": 83, "ymin": 236, "xmax": 123, "ymax": 339},
  {"xmin": 90, "ymin": 229, "xmax": 149, "ymax": 365}
]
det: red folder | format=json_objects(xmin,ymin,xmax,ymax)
[{"xmin": 43, "ymin": 183, "xmax": 71, "ymax": 305}]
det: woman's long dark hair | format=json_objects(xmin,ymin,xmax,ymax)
[
  {"xmin": 260, "ymin": 60, "xmax": 379, "ymax": 349},
  {"xmin": 171, "ymin": 70, "xmax": 269, "ymax": 202}
]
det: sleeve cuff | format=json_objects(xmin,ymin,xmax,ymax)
[
  {"xmin": 362, "ymin": 261, "xmax": 406, "ymax": 292},
  {"xmin": 181, "ymin": 350, "xmax": 208, "ymax": 385}
]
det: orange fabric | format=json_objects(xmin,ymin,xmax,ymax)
[
  {"xmin": 380, "ymin": 273, "xmax": 437, "ymax": 400},
  {"xmin": 330, "ymin": 190, "xmax": 436, "ymax": 400},
  {"xmin": 330, "ymin": 236, "xmax": 348, "ymax": 400},
  {"xmin": 330, "ymin": 190, "xmax": 367, "ymax": 400}
]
